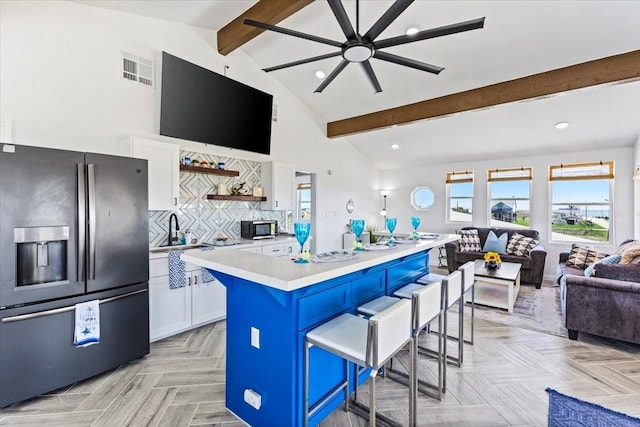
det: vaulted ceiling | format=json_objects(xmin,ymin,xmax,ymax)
[{"xmin": 74, "ymin": 0, "xmax": 640, "ymax": 169}]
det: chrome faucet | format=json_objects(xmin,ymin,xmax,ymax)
[{"xmin": 168, "ymin": 213, "xmax": 180, "ymax": 246}]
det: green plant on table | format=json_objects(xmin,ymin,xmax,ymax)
[{"xmin": 366, "ymin": 225, "xmax": 379, "ymax": 244}]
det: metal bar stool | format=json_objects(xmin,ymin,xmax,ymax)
[
  {"xmin": 394, "ymin": 271, "xmax": 461, "ymax": 390},
  {"xmin": 459, "ymin": 261, "xmax": 476, "ymax": 348},
  {"xmin": 358, "ymin": 276, "xmax": 448, "ymax": 402},
  {"xmin": 304, "ymin": 298, "xmax": 412, "ymax": 427}
]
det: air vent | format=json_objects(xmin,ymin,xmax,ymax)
[{"xmin": 122, "ymin": 52, "xmax": 154, "ymax": 87}]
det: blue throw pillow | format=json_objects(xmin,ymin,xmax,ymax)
[
  {"xmin": 584, "ymin": 253, "xmax": 621, "ymax": 277},
  {"xmin": 483, "ymin": 231, "xmax": 508, "ymax": 254}
]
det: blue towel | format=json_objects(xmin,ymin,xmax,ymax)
[
  {"xmin": 200, "ymin": 246, "xmax": 216, "ymax": 283},
  {"xmin": 168, "ymin": 247, "xmax": 217, "ymax": 288},
  {"xmin": 168, "ymin": 250, "xmax": 186, "ymax": 289},
  {"xmin": 74, "ymin": 300, "xmax": 100, "ymax": 347}
]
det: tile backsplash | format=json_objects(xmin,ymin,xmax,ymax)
[{"xmin": 148, "ymin": 150, "xmax": 286, "ymax": 247}]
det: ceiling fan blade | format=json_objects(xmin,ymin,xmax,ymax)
[
  {"xmin": 263, "ymin": 52, "xmax": 342, "ymax": 72},
  {"xmin": 363, "ymin": 0, "xmax": 414, "ymax": 41},
  {"xmin": 327, "ymin": 0, "xmax": 356, "ymax": 39},
  {"xmin": 314, "ymin": 59, "xmax": 350, "ymax": 93},
  {"xmin": 244, "ymin": 18, "xmax": 343, "ymax": 48},
  {"xmin": 373, "ymin": 51, "xmax": 444, "ymax": 74},
  {"xmin": 360, "ymin": 61, "xmax": 382, "ymax": 93},
  {"xmin": 374, "ymin": 17, "xmax": 485, "ymax": 49}
]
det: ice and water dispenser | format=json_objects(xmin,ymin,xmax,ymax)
[{"xmin": 14, "ymin": 226, "xmax": 69, "ymax": 287}]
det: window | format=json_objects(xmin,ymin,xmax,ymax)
[
  {"xmin": 549, "ymin": 161, "xmax": 613, "ymax": 243},
  {"xmin": 446, "ymin": 171, "xmax": 473, "ymax": 222},
  {"xmin": 410, "ymin": 186, "xmax": 435, "ymax": 210},
  {"xmin": 488, "ymin": 167, "xmax": 532, "ymax": 228},
  {"xmin": 297, "ymin": 182, "xmax": 311, "ymax": 221}
]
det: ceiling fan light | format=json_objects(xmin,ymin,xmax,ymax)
[{"xmin": 343, "ymin": 44, "xmax": 373, "ymax": 62}]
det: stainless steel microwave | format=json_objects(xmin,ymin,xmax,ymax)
[{"xmin": 241, "ymin": 220, "xmax": 277, "ymax": 240}]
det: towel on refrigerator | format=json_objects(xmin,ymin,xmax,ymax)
[{"xmin": 74, "ymin": 300, "xmax": 100, "ymax": 348}]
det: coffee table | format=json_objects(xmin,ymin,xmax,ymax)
[{"xmin": 472, "ymin": 260, "xmax": 521, "ymax": 313}]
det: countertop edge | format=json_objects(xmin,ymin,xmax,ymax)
[{"xmin": 180, "ymin": 234, "xmax": 459, "ymax": 292}]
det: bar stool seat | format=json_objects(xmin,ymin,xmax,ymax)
[
  {"xmin": 304, "ymin": 299, "xmax": 412, "ymax": 427},
  {"xmin": 392, "ymin": 282, "xmax": 428, "ymax": 299},
  {"xmin": 357, "ymin": 295, "xmax": 400, "ymax": 316},
  {"xmin": 416, "ymin": 272, "xmax": 446, "ymax": 285}
]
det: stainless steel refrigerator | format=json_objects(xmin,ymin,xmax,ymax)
[{"xmin": 0, "ymin": 144, "xmax": 150, "ymax": 407}]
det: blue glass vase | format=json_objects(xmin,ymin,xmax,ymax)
[
  {"xmin": 351, "ymin": 220, "xmax": 365, "ymax": 250},
  {"xmin": 410, "ymin": 216, "xmax": 421, "ymax": 240}
]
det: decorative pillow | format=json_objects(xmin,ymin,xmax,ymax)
[
  {"xmin": 482, "ymin": 231, "xmax": 508, "ymax": 254},
  {"xmin": 584, "ymin": 253, "xmax": 621, "ymax": 277},
  {"xmin": 620, "ymin": 242, "xmax": 640, "ymax": 264},
  {"xmin": 506, "ymin": 233, "xmax": 540, "ymax": 257},
  {"xmin": 565, "ymin": 244, "xmax": 607, "ymax": 269},
  {"xmin": 458, "ymin": 229, "xmax": 482, "ymax": 252}
]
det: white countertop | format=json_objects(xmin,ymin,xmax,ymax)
[
  {"xmin": 149, "ymin": 236, "xmax": 298, "ymax": 260},
  {"xmin": 180, "ymin": 234, "xmax": 459, "ymax": 292}
]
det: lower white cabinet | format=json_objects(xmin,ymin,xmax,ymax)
[
  {"xmin": 262, "ymin": 242, "xmax": 298, "ymax": 258},
  {"xmin": 149, "ymin": 257, "xmax": 226, "ymax": 342}
]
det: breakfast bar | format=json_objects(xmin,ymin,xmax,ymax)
[{"xmin": 181, "ymin": 234, "xmax": 458, "ymax": 427}]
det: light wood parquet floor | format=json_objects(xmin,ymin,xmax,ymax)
[{"xmin": 1, "ymin": 313, "xmax": 640, "ymax": 426}]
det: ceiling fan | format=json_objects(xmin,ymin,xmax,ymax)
[{"xmin": 244, "ymin": 0, "xmax": 485, "ymax": 93}]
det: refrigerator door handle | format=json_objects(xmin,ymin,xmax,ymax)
[
  {"xmin": 1, "ymin": 289, "xmax": 148, "ymax": 323},
  {"xmin": 77, "ymin": 163, "xmax": 86, "ymax": 282},
  {"xmin": 87, "ymin": 163, "xmax": 97, "ymax": 281}
]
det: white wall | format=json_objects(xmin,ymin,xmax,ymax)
[
  {"xmin": 380, "ymin": 146, "xmax": 635, "ymax": 279},
  {"xmin": 0, "ymin": 0, "xmax": 380, "ymax": 252}
]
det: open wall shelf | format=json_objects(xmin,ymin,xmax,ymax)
[
  {"xmin": 180, "ymin": 164, "xmax": 239, "ymax": 177},
  {"xmin": 207, "ymin": 195, "xmax": 267, "ymax": 202}
]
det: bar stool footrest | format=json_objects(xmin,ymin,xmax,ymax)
[{"xmin": 348, "ymin": 399, "xmax": 404, "ymax": 427}]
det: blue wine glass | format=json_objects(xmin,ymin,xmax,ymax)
[
  {"xmin": 386, "ymin": 217, "xmax": 397, "ymax": 244},
  {"xmin": 294, "ymin": 223, "xmax": 311, "ymax": 263},
  {"xmin": 351, "ymin": 220, "xmax": 365, "ymax": 242},
  {"xmin": 410, "ymin": 216, "xmax": 421, "ymax": 239},
  {"xmin": 351, "ymin": 219, "xmax": 365, "ymax": 250}
]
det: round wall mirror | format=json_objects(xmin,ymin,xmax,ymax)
[{"xmin": 411, "ymin": 186, "xmax": 435, "ymax": 210}]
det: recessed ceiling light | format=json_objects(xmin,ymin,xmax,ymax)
[
  {"xmin": 406, "ymin": 27, "xmax": 419, "ymax": 35},
  {"xmin": 555, "ymin": 121, "xmax": 569, "ymax": 129},
  {"xmin": 391, "ymin": 143, "xmax": 399, "ymax": 150},
  {"xmin": 315, "ymin": 70, "xmax": 325, "ymax": 79}
]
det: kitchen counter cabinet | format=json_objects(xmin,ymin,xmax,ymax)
[
  {"xmin": 182, "ymin": 234, "xmax": 458, "ymax": 426},
  {"xmin": 148, "ymin": 254, "xmax": 225, "ymax": 342}
]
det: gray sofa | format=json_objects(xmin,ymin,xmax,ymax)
[
  {"xmin": 445, "ymin": 227, "xmax": 547, "ymax": 288},
  {"xmin": 557, "ymin": 247, "xmax": 640, "ymax": 344}
]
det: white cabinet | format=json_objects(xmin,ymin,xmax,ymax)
[
  {"xmin": 131, "ymin": 137, "xmax": 179, "ymax": 210},
  {"xmin": 261, "ymin": 241, "xmax": 298, "ymax": 259},
  {"xmin": 261, "ymin": 161, "xmax": 295, "ymax": 211},
  {"xmin": 148, "ymin": 255, "xmax": 226, "ymax": 342},
  {"xmin": 238, "ymin": 246, "xmax": 262, "ymax": 254}
]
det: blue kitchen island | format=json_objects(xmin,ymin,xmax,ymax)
[{"xmin": 181, "ymin": 235, "xmax": 458, "ymax": 427}]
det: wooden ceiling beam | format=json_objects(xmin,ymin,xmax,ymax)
[
  {"xmin": 217, "ymin": 0, "xmax": 314, "ymax": 56},
  {"xmin": 327, "ymin": 49, "xmax": 640, "ymax": 138}
]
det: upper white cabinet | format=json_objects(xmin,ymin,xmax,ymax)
[
  {"xmin": 261, "ymin": 161, "xmax": 295, "ymax": 211},
  {"xmin": 131, "ymin": 137, "xmax": 179, "ymax": 210}
]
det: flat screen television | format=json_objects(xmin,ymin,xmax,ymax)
[{"xmin": 160, "ymin": 52, "xmax": 273, "ymax": 155}]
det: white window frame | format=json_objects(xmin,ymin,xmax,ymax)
[
  {"xmin": 446, "ymin": 171, "xmax": 474, "ymax": 223},
  {"xmin": 297, "ymin": 182, "xmax": 311, "ymax": 222},
  {"xmin": 487, "ymin": 167, "xmax": 532, "ymax": 228},
  {"xmin": 548, "ymin": 161, "xmax": 614, "ymax": 244}
]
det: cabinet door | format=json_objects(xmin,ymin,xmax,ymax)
[
  {"xmin": 238, "ymin": 246, "xmax": 262, "ymax": 254},
  {"xmin": 148, "ymin": 275, "xmax": 191, "ymax": 342},
  {"xmin": 262, "ymin": 243, "xmax": 287, "ymax": 257},
  {"xmin": 261, "ymin": 161, "xmax": 295, "ymax": 211},
  {"xmin": 131, "ymin": 137, "xmax": 179, "ymax": 210},
  {"xmin": 191, "ymin": 270, "xmax": 226, "ymax": 327}
]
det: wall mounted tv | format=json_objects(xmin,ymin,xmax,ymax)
[{"xmin": 160, "ymin": 52, "xmax": 273, "ymax": 155}]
